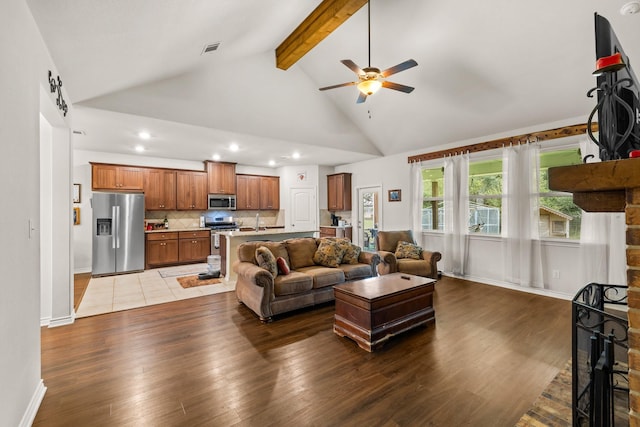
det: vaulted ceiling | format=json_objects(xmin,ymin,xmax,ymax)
[{"xmin": 27, "ymin": 0, "xmax": 640, "ymax": 167}]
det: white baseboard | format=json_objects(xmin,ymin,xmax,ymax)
[
  {"xmin": 74, "ymin": 266, "xmax": 91, "ymax": 274},
  {"xmin": 19, "ymin": 379, "xmax": 46, "ymax": 427},
  {"xmin": 40, "ymin": 316, "xmax": 51, "ymax": 327},
  {"xmin": 48, "ymin": 312, "xmax": 76, "ymax": 328},
  {"xmin": 443, "ymin": 272, "xmax": 573, "ymax": 301}
]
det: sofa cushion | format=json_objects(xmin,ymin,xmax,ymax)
[
  {"xmin": 255, "ymin": 246, "xmax": 278, "ymax": 277},
  {"xmin": 313, "ymin": 239, "xmax": 346, "ymax": 268},
  {"xmin": 338, "ymin": 263, "xmax": 373, "ymax": 281},
  {"xmin": 341, "ymin": 242, "xmax": 361, "ymax": 265},
  {"xmin": 377, "ymin": 230, "xmax": 415, "ymax": 252},
  {"xmin": 296, "ymin": 265, "xmax": 345, "ymax": 288},
  {"xmin": 286, "ymin": 238, "xmax": 318, "ymax": 269},
  {"xmin": 276, "ymin": 256, "xmax": 290, "ymax": 275},
  {"xmin": 395, "ymin": 241, "xmax": 422, "ymax": 260},
  {"xmin": 260, "ymin": 242, "xmax": 290, "ymax": 267},
  {"xmin": 273, "ymin": 272, "xmax": 313, "ymax": 296}
]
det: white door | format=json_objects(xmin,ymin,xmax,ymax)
[
  {"xmin": 289, "ymin": 187, "xmax": 317, "ymax": 231},
  {"xmin": 357, "ymin": 186, "xmax": 382, "ymax": 251}
]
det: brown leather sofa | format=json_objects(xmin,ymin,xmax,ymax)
[
  {"xmin": 234, "ymin": 237, "xmax": 380, "ymax": 322},
  {"xmin": 375, "ymin": 230, "xmax": 441, "ymax": 279}
]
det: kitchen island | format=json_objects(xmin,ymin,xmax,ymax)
[{"xmin": 219, "ymin": 229, "xmax": 318, "ymax": 283}]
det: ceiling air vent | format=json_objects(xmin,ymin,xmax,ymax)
[
  {"xmin": 72, "ymin": 130, "xmax": 85, "ymax": 135},
  {"xmin": 201, "ymin": 42, "xmax": 221, "ymax": 55}
]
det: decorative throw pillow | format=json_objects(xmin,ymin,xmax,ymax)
[
  {"xmin": 276, "ymin": 256, "xmax": 290, "ymax": 275},
  {"xmin": 342, "ymin": 243, "xmax": 361, "ymax": 265},
  {"xmin": 255, "ymin": 246, "xmax": 278, "ymax": 277},
  {"xmin": 313, "ymin": 239, "xmax": 345, "ymax": 268},
  {"xmin": 395, "ymin": 241, "xmax": 422, "ymax": 260}
]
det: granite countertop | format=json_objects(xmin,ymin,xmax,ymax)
[
  {"xmin": 219, "ymin": 229, "xmax": 319, "ymax": 237},
  {"xmin": 145, "ymin": 227, "xmax": 211, "ymax": 234}
]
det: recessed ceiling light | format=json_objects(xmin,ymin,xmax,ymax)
[
  {"xmin": 135, "ymin": 145, "xmax": 145, "ymax": 153},
  {"xmin": 212, "ymin": 154, "xmax": 221, "ymax": 161},
  {"xmin": 621, "ymin": 1, "xmax": 640, "ymax": 14},
  {"xmin": 268, "ymin": 160, "xmax": 276, "ymax": 166},
  {"xmin": 292, "ymin": 152, "xmax": 301, "ymax": 159},
  {"xmin": 229, "ymin": 143, "xmax": 239, "ymax": 152},
  {"xmin": 138, "ymin": 131, "xmax": 151, "ymax": 140}
]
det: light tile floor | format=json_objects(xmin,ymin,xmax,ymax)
[{"xmin": 76, "ymin": 263, "xmax": 235, "ymax": 318}]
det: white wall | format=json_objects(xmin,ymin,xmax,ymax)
[{"xmin": 1, "ymin": 0, "xmax": 72, "ymax": 425}]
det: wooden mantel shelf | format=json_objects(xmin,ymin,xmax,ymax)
[{"xmin": 548, "ymin": 158, "xmax": 640, "ymax": 212}]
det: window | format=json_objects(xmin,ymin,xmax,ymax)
[
  {"xmin": 422, "ymin": 167, "xmax": 444, "ymax": 231},
  {"xmin": 468, "ymin": 159, "xmax": 502, "ymax": 235},
  {"xmin": 539, "ymin": 148, "xmax": 583, "ymax": 239}
]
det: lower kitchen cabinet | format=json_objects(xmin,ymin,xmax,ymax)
[
  {"xmin": 145, "ymin": 230, "xmax": 211, "ymax": 268},
  {"xmin": 178, "ymin": 230, "xmax": 211, "ymax": 263},
  {"xmin": 146, "ymin": 232, "xmax": 179, "ymax": 269},
  {"xmin": 319, "ymin": 226, "xmax": 352, "ymax": 241}
]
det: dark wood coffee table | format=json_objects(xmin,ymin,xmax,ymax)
[{"xmin": 333, "ymin": 273, "xmax": 436, "ymax": 352}]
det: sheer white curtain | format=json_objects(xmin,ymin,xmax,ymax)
[
  {"xmin": 502, "ymin": 143, "xmax": 543, "ymax": 287},
  {"xmin": 578, "ymin": 139, "xmax": 627, "ymax": 285},
  {"xmin": 411, "ymin": 161, "xmax": 424, "ymax": 247},
  {"xmin": 443, "ymin": 154, "xmax": 469, "ymax": 276}
]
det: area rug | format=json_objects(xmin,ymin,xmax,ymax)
[
  {"xmin": 158, "ymin": 263, "xmax": 208, "ymax": 278},
  {"xmin": 515, "ymin": 360, "xmax": 571, "ymax": 427},
  {"xmin": 177, "ymin": 275, "xmax": 222, "ymax": 288}
]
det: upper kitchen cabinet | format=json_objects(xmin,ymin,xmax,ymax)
[
  {"xmin": 260, "ymin": 176, "xmax": 280, "ymax": 210},
  {"xmin": 143, "ymin": 168, "xmax": 176, "ymax": 210},
  {"xmin": 91, "ymin": 163, "xmax": 144, "ymax": 191},
  {"xmin": 206, "ymin": 161, "xmax": 236, "ymax": 195},
  {"xmin": 236, "ymin": 174, "xmax": 261, "ymax": 210},
  {"xmin": 176, "ymin": 171, "xmax": 207, "ymax": 210},
  {"xmin": 236, "ymin": 174, "xmax": 280, "ymax": 210},
  {"xmin": 327, "ymin": 173, "xmax": 352, "ymax": 211}
]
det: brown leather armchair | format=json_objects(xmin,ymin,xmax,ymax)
[{"xmin": 375, "ymin": 230, "xmax": 441, "ymax": 279}]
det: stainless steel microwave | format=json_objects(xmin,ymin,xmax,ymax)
[{"xmin": 208, "ymin": 194, "xmax": 236, "ymax": 210}]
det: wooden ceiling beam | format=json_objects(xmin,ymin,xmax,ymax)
[{"xmin": 276, "ymin": 0, "xmax": 368, "ymax": 70}]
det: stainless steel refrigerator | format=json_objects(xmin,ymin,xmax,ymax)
[{"xmin": 92, "ymin": 192, "xmax": 145, "ymax": 276}]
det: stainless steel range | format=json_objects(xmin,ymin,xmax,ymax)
[{"xmin": 206, "ymin": 217, "xmax": 238, "ymax": 277}]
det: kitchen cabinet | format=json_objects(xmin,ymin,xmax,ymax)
[
  {"xmin": 237, "ymin": 174, "xmax": 280, "ymax": 210},
  {"xmin": 319, "ymin": 226, "xmax": 352, "ymax": 241},
  {"xmin": 145, "ymin": 232, "xmax": 179, "ymax": 268},
  {"xmin": 178, "ymin": 230, "xmax": 211, "ymax": 262},
  {"xmin": 327, "ymin": 173, "xmax": 352, "ymax": 211},
  {"xmin": 206, "ymin": 161, "xmax": 236, "ymax": 195},
  {"xmin": 236, "ymin": 175, "xmax": 261, "ymax": 210},
  {"xmin": 143, "ymin": 168, "xmax": 176, "ymax": 210},
  {"xmin": 176, "ymin": 171, "xmax": 207, "ymax": 210},
  {"xmin": 260, "ymin": 176, "xmax": 280, "ymax": 210},
  {"xmin": 91, "ymin": 163, "xmax": 144, "ymax": 191}
]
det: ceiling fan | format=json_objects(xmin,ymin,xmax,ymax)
[{"xmin": 319, "ymin": 0, "xmax": 418, "ymax": 104}]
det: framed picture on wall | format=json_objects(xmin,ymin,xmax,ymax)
[
  {"xmin": 73, "ymin": 183, "xmax": 81, "ymax": 203},
  {"xmin": 388, "ymin": 189, "xmax": 401, "ymax": 202},
  {"xmin": 73, "ymin": 207, "xmax": 81, "ymax": 225}
]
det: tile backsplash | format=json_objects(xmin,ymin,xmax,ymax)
[{"xmin": 145, "ymin": 210, "xmax": 284, "ymax": 229}]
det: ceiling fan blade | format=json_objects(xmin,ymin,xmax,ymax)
[
  {"xmin": 356, "ymin": 92, "xmax": 367, "ymax": 104},
  {"xmin": 319, "ymin": 81, "xmax": 357, "ymax": 91},
  {"xmin": 341, "ymin": 59, "xmax": 364, "ymax": 75},
  {"xmin": 381, "ymin": 59, "xmax": 418, "ymax": 77},
  {"xmin": 382, "ymin": 81, "xmax": 415, "ymax": 93}
]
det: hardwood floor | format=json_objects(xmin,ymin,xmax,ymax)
[
  {"xmin": 74, "ymin": 272, "xmax": 91, "ymax": 311},
  {"xmin": 36, "ymin": 276, "xmax": 571, "ymax": 426}
]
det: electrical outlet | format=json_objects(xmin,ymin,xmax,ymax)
[{"xmin": 552, "ymin": 269, "xmax": 560, "ymax": 279}]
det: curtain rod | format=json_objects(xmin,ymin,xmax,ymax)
[{"xmin": 407, "ymin": 122, "xmax": 597, "ymax": 163}]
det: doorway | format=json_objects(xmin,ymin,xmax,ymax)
[
  {"xmin": 289, "ymin": 187, "xmax": 317, "ymax": 231},
  {"xmin": 357, "ymin": 186, "xmax": 382, "ymax": 251}
]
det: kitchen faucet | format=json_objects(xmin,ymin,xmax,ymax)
[{"xmin": 255, "ymin": 213, "xmax": 260, "ymax": 232}]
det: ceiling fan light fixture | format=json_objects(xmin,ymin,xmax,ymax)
[{"xmin": 357, "ymin": 79, "xmax": 382, "ymax": 95}]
